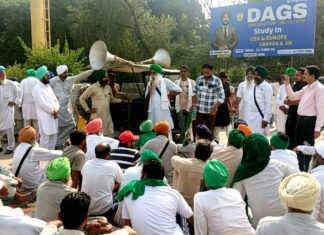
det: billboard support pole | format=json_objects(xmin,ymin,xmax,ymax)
[{"xmin": 290, "ymin": 56, "xmax": 294, "ymax": 67}]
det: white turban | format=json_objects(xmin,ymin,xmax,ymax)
[
  {"xmin": 279, "ymin": 172, "xmax": 321, "ymax": 212},
  {"xmin": 316, "ymin": 141, "xmax": 324, "ymax": 159},
  {"xmin": 56, "ymin": 65, "xmax": 68, "ymax": 76}
]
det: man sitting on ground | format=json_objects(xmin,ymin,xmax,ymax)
[
  {"xmin": 110, "ymin": 131, "xmax": 140, "ymax": 171},
  {"xmin": 256, "ymin": 172, "xmax": 324, "ymax": 235},
  {"xmin": 84, "ymin": 118, "xmax": 119, "ymax": 161},
  {"xmin": 81, "ymin": 143, "xmax": 123, "ymax": 219},
  {"xmin": 35, "ymin": 157, "xmax": 76, "ymax": 222},
  {"xmin": 210, "ymin": 129, "xmax": 246, "ymax": 187},
  {"xmin": 140, "ymin": 121, "xmax": 177, "ymax": 185},
  {"xmin": 62, "ymin": 130, "xmax": 87, "ymax": 189},
  {"xmin": 135, "ymin": 120, "xmax": 156, "ymax": 148},
  {"xmin": 171, "ymin": 139, "xmax": 213, "ymax": 208},
  {"xmin": 40, "ymin": 192, "xmax": 137, "ymax": 235},
  {"xmin": 232, "ymin": 133, "xmax": 299, "ymax": 228},
  {"xmin": 194, "ymin": 159, "xmax": 255, "ymax": 235},
  {"xmin": 117, "ymin": 159, "xmax": 193, "ymax": 235},
  {"xmin": 12, "ymin": 126, "xmax": 62, "ymax": 190},
  {"xmin": 270, "ymin": 132, "xmax": 299, "ymax": 169}
]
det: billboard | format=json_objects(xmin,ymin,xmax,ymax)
[{"xmin": 210, "ymin": 0, "xmax": 317, "ymax": 58}]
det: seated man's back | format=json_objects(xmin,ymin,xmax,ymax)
[{"xmin": 85, "ymin": 134, "xmax": 118, "ymax": 161}]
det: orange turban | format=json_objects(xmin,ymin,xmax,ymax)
[
  {"xmin": 84, "ymin": 118, "xmax": 102, "ymax": 134},
  {"xmin": 237, "ymin": 124, "xmax": 253, "ymax": 137},
  {"xmin": 154, "ymin": 121, "xmax": 170, "ymax": 135},
  {"xmin": 18, "ymin": 126, "xmax": 36, "ymax": 143}
]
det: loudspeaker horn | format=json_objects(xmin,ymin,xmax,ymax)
[{"xmin": 140, "ymin": 48, "xmax": 171, "ymax": 69}]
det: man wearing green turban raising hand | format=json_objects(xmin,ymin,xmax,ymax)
[
  {"xmin": 247, "ymin": 65, "xmax": 273, "ymax": 136},
  {"xmin": 194, "ymin": 159, "xmax": 255, "ymax": 235},
  {"xmin": 79, "ymin": 69, "xmax": 128, "ymax": 137}
]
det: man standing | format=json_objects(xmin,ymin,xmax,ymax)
[
  {"xmin": 277, "ymin": 74, "xmax": 291, "ymax": 133},
  {"xmin": 32, "ymin": 66, "xmax": 60, "ymax": 150},
  {"xmin": 285, "ymin": 68, "xmax": 307, "ymax": 149},
  {"xmin": 110, "ymin": 131, "xmax": 140, "ymax": 171},
  {"xmin": 284, "ymin": 65, "xmax": 324, "ymax": 171},
  {"xmin": 235, "ymin": 67, "xmax": 255, "ymax": 122},
  {"xmin": 80, "ymin": 70, "xmax": 127, "ymax": 137},
  {"xmin": 62, "ymin": 130, "xmax": 87, "ymax": 189},
  {"xmin": 174, "ymin": 65, "xmax": 196, "ymax": 142},
  {"xmin": 194, "ymin": 159, "xmax": 255, "ymax": 235},
  {"xmin": 212, "ymin": 10, "xmax": 238, "ymax": 51},
  {"xmin": 214, "ymin": 72, "xmax": 231, "ymax": 143},
  {"xmin": 20, "ymin": 69, "xmax": 39, "ymax": 133},
  {"xmin": 50, "ymin": 65, "xmax": 94, "ymax": 149},
  {"xmin": 81, "ymin": 143, "xmax": 123, "ymax": 218},
  {"xmin": 145, "ymin": 64, "xmax": 182, "ymax": 130},
  {"xmin": 191, "ymin": 64, "xmax": 225, "ymax": 140},
  {"xmin": 0, "ymin": 66, "xmax": 21, "ymax": 154},
  {"xmin": 247, "ymin": 66, "xmax": 273, "ymax": 136}
]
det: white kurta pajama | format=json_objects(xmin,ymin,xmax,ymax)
[
  {"xmin": 0, "ymin": 79, "xmax": 21, "ymax": 150},
  {"xmin": 237, "ymin": 80, "xmax": 253, "ymax": 122},
  {"xmin": 276, "ymin": 84, "xmax": 288, "ymax": 133},
  {"xmin": 50, "ymin": 70, "xmax": 93, "ymax": 149},
  {"xmin": 20, "ymin": 76, "xmax": 39, "ymax": 133},
  {"xmin": 32, "ymin": 82, "xmax": 60, "ymax": 150},
  {"xmin": 247, "ymin": 81, "xmax": 273, "ymax": 136},
  {"xmin": 145, "ymin": 78, "xmax": 182, "ymax": 129}
]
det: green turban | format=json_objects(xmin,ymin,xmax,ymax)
[
  {"xmin": 246, "ymin": 66, "xmax": 255, "ymax": 75},
  {"xmin": 0, "ymin": 66, "xmax": 6, "ymax": 72},
  {"xmin": 255, "ymin": 65, "xmax": 269, "ymax": 79},
  {"xmin": 270, "ymin": 132, "xmax": 289, "ymax": 150},
  {"xmin": 94, "ymin": 69, "xmax": 107, "ymax": 82},
  {"xmin": 140, "ymin": 149, "xmax": 162, "ymax": 163},
  {"xmin": 26, "ymin": 69, "xmax": 36, "ymax": 77},
  {"xmin": 140, "ymin": 120, "xmax": 154, "ymax": 133},
  {"xmin": 36, "ymin": 66, "xmax": 48, "ymax": 80},
  {"xmin": 285, "ymin": 67, "xmax": 297, "ymax": 77},
  {"xmin": 46, "ymin": 157, "xmax": 71, "ymax": 181},
  {"xmin": 228, "ymin": 129, "xmax": 246, "ymax": 148},
  {"xmin": 149, "ymin": 64, "xmax": 163, "ymax": 74},
  {"xmin": 203, "ymin": 159, "xmax": 229, "ymax": 189},
  {"xmin": 231, "ymin": 133, "xmax": 271, "ymax": 187}
]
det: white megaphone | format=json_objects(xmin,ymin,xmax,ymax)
[
  {"xmin": 89, "ymin": 41, "xmax": 131, "ymax": 70},
  {"xmin": 140, "ymin": 48, "xmax": 171, "ymax": 69}
]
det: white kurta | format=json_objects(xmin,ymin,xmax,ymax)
[
  {"xmin": 271, "ymin": 82, "xmax": 280, "ymax": 115},
  {"xmin": 247, "ymin": 81, "xmax": 273, "ymax": 136},
  {"xmin": 20, "ymin": 76, "xmax": 39, "ymax": 120},
  {"xmin": 32, "ymin": 82, "xmax": 60, "ymax": 136},
  {"xmin": 270, "ymin": 149, "xmax": 299, "ymax": 169},
  {"xmin": 50, "ymin": 70, "xmax": 93, "ymax": 127},
  {"xmin": 312, "ymin": 165, "xmax": 324, "ymax": 223},
  {"xmin": 237, "ymin": 80, "xmax": 253, "ymax": 122},
  {"xmin": 0, "ymin": 79, "xmax": 21, "ymax": 130},
  {"xmin": 256, "ymin": 213, "xmax": 324, "ymax": 235},
  {"xmin": 276, "ymin": 84, "xmax": 288, "ymax": 133},
  {"xmin": 194, "ymin": 188, "xmax": 255, "ymax": 235},
  {"xmin": 233, "ymin": 159, "xmax": 299, "ymax": 228},
  {"xmin": 145, "ymin": 78, "xmax": 182, "ymax": 129}
]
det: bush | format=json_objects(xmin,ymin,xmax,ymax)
[
  {"xmin": 19, "ymin": 38, "xmax": 86, "ymax": 76},
  {"xmin": 5, "ymin": 62, "xmax": 26, "ymax": 81},
  {"xmin": 228, "ymin": 66, "xmax": 245, "ymax": 85}
]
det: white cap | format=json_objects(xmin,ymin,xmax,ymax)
[
  {"xmin": 56, "ymin": 65, "xmax": 68, "ymax": 76},
  {"xmin": 315, "ymin": 141, "xmax": 324, "ymax": 159}
]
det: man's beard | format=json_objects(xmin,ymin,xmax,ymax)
[
  {"xmin": 42, "ymin": 79, "xmax": 50, "ymax": 85},
  {"xmin": 99, "ymin": 79, "xmax": 108, "ymax": 86},
  {"xmin": 0, "ymin": 78, "xmax": 5, "ymax": 85},
  {"xmin": 30, "ymin": 139, "xmax": 39, "ymax": 147},
  {"xmin": 150, "ymin": 74, "xmax": 162, "ymax": 88},
  {"xmin": 246, "ymin": 76, "xmax": 254, "ymax": 87}
]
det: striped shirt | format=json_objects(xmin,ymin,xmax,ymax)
[
  {"xmin": 193, "ymin": 75, "xmax": 225, "ymax": 114},
  {"xmin": 110, "ymin": 147, "xmax": 140, "ymax": 170}
]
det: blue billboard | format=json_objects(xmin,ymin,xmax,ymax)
[{"xmin": 210, "ymin": 0, "xmax": 317, "ymax": 58}]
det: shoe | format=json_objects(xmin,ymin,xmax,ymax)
[
  {"xmin": 4, "ymin": 149, "xmax": 13, "ymax": 154},
  {"xmin": 0, "ymin": 147, "xmax": 2, "ymax": 152}
]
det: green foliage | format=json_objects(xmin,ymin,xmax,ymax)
[
  {"xmin": 228, "ymin": 66, "xmax": 245, "ymax": 84},
  {"xmin": 19, "ymin": 38, "xmax": 86, "ymax": 75},
  {"xmin": 5, "ymin": 62, "xmax": 26, "ymax": 81}
]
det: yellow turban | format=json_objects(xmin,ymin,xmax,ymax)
[{"xmin": 279, "ymin": 172, "xmax": 321, "ymax": 212}]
